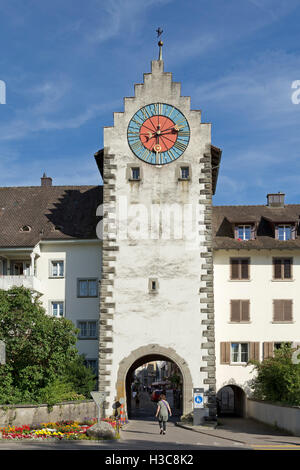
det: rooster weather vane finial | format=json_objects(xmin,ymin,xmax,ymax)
[{"xmin": 156, "ymin": 27, "xmax": 164, "ymax": 60}]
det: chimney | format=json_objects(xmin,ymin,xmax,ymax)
[
  {"xmin": 41, "ymin": 172, "xmax": 52, "ymax": 187},
  {"xmin": 267, "ymin": 192, "xmax": 285, "ymax": 208}
]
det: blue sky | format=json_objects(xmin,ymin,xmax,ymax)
[{"xmin": 1, "ymin": 0, "xmax": 300, "ymax": 205}]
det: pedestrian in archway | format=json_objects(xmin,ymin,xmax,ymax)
[
  {"xmin": 155, "ymin": 393, "xmax": 172, "ymax": 435},
  {"xmin": 135, "ymin": 391, "xmax": 140, "ymax": 408}
]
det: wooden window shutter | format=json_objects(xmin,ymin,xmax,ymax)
[
  {"xmin": 273, "ymin": 258, "xmax": 282, "ymax": 279},
  {"xmin": 241, "ymin": 259, "xmax": 249, "ymax": 279},
  {"xmin": 251, "ymin": 224, "xmax": 256, "ymax": 240},
  {"xmin": 263, "ymin": 342, "xmax": 274, "ymax": 360},
  {"xmin": 283, "ymin": 259, "xmax": 292, "ymax": 279},
  {"xmin": 250, "ymin": 342, "xmax": 260, "ymax": 361},
  {"xmin": 283, "ymin": 300, "xmax": 293, "ymax": 321},
  {"xmin": 273, "ymin": 299, "xmax": 283, "ymax": 321},
  {"xmin": 231, "ymin": 259, "xmax": 239, "ymax": 279},
  {"xmin": 275, "ymin": 225, "xmax": 279, "ymax": 240},
  {"xmin": 220, "ymin": 342, "xmax": 231, "ymax": 364},
  {"xmin": 231, "ymin": 300, "xmax": 241, "ymax": 322},
  {"xmin": 291, "ymin": 224, "xmax": 296, "ymax": 240},
  {"xmin": 241, "ymin": 300, "xmax": 250, "ymax": 321}
]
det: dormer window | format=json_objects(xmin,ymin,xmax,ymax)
[
  {"xmin": 20, "ymin": 225, "xmax": 31, "ymax": 232},
  {"xmin": 277, "ymin": 225, "xmax": 292, "ymax": 241},
  {"xmin": 235, "ymin": 225, "xmax": 252, "ymax": 241}
]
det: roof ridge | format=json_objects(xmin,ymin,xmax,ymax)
[
  {"xmin": 213, "ymin": 204, "xmax": 300, "ymax": 208},
  {"xmin": 0, "ymin": 185, "xmax": 101, "ymax": 189}
]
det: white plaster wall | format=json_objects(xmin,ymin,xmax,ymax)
[
  {"xmin": 214, "ymin": 249, "xmax": 300, "ymax": 393},
  {"xmin": 247, "ymin": 399, "xmax": 300, "ymax": 436},
  {"xmin": 103, "ymin": 60, "xmax": 213, "ymax": 405},
  {"xmin": 36, "ymin": 241, "xmax": 101, "ymax": 360}
]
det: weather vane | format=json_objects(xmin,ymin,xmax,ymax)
[{"xmin": 156, "ymin": 27, "xmax": 163, "ymax": 60}]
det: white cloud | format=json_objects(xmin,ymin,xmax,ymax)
[{"xmin": 192, "ymin": 50, "xmax": 300, "ymax": 129}]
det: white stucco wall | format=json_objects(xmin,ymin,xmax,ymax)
[
  {"xmin": 102, "ymin": 59, "xmax": 214, "ymax": 410},
  {"xmin": 36, "ymin": 240, "xmax": 101, "ymax": 360}
]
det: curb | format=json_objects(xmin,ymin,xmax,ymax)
[{"xmin": 175, "ymin": 422, "xmax": 247, "ymax": 444}]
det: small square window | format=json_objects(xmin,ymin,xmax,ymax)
[
  {"xmin": 180, "ymin": 167, "xmax": 189, "ymax": 179},
  {"xmin": 78, "ymin": 321, "xmax": 97, "ymax": 339},
  {"xmin": 273, "ymin": 258, "xmax": 292, "ymax": 279},
  {"xmin": 78, "ymin": 279, "xmax": 98, "ymax": 297},
  {"xmin": 277, "ymin": 225, "xmax": 292, "ymax": 241},
  {"xmin": 50, "ymin": 260, "xmax": 64, "ymax": 278},
  {"xmin": 235, "ymin": 225, "xmax": 252, "ymax": 241},
  {"xmin": 131, "ymin": 167, "xmax": 140, "ymax": 180},
  {"xmin": 231, "ymin": 343, "xmax": 249, "ymax": 363},
  {"xmin": 51, "ymin": 301, "xmax": 64, "ymax": 317},
  {"xmin": 149, "ymin": 277, "xmax": 159, "ymax": 293}
]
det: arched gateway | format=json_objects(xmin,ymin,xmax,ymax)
[
  {"xmin": 97, "ymin": 43, "xmax": 221, "ymax": 422},
  {"xmin": 116, "ymin": 345, "xmax": 193, "ymax": 417}
]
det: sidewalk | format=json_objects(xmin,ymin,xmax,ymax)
[{"xmin": 176, "ymin": 417, "xmax": 300, "ymax": 447}]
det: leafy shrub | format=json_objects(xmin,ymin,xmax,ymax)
[{"xmin": 250, "ymin": 344, "xmax": 300, "ymax": 406}]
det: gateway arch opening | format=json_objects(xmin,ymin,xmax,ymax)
[{"xmin": 125, "ymin": 354, "xmax": 183, "ymax": 419}]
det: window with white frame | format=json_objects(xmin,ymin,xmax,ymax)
[
  {"xmin": 50, "ymin": 260, "xmax": 64, "ymax": 278},
  {"xmin": 277, "ymin": 225, "xmax": 292, "ymax": 241},
  {"xmin": 78, "ymin": 321, "xmax": 97, "ymax": 339},
  {"xmin": 235, "ymin": 225, "xmax": 252, "ymax": 241},
  {"xmin": 77, "ymin": 279, "xmax": 98, "ymax": 298},
  {"xmin": 50, "ymin": 301, "xmax": 64, "ymax": 317},
  {"xmin": 231, "ymin": 343, "xmax": 249, "ymax": 363}
]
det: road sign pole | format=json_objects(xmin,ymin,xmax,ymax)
[
  {"xmin": 90, "ymin": 391, "xmax": 106, "ymax": 422},
  {"xmin": 193, "ymin": 388, "xmax": 204, "ymax": 426}
]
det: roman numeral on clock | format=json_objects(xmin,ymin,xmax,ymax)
[{"xmin": 173, "ymin": 141, "xmax": 187, "ymax": 152}]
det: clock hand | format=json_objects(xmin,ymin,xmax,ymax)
[{"xmin": 160, "ymin": 125, "xmax": 184, "ymax": 134}]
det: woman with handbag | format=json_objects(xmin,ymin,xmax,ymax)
[{"xmin": 155, "ymin": 393, "xmax": 172, "ymax": 435}]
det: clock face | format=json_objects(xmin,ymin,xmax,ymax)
[{"xmin": 127, "ymin": 103, "xmax": 190, "ymax": 165}]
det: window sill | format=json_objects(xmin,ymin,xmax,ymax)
[
  {"xmin": 271, "ymin": 321, "xmax": 295, "ymax": 324},
  {"xmin": 229, "ymin": 363, "xmax": 249, "ymax": 366},
  {"xmin": 128, "ymin": 178, "xmax": 141, "ymax": 182},
  {"xmin": 228, "ymin": 279, "xmax": 251, "ymax": 282},
  {"xmin": 271, "ymin": 279, "xmax": 294, "ymax": 282},
  {"xmin": 178, "ymin": 178, "xmax": 191, "ymax": 182},
  {"xmin": 78, "ymin": 337, "xmax": 98, "ymax": 340},
  {"xmin": 49, "ymin": 276, "xmax": 65, "ymax": 279},
  {"xmin": 77, "ymin": 296, "xmax": 98, "ymax": 299},
  {"xmin": 228, "ymin": 322, "xmax": 251, "ymax": 324}
]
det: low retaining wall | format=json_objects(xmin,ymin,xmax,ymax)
[
  {"xmin": 0, "ymin": 400, "xmax": 98, "ymax": 427},
  {"xmin": 247, "ymin": 399, "xmax": 300, "ymax": 436}
]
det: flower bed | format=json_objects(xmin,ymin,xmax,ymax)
[{"xmin": 0, "ymin": 417, "xmax": 123, "ymax": 440}]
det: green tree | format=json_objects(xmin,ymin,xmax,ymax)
[
  {"xmin": 249, "ymin": 344, "xmax": 300, "ymax": 406},
  {"xmin": 0, "ymin": 287, "xmax": 95, "ymax": 404}
]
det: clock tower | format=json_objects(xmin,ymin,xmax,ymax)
[{"xmin": 97, "ymin": 41, "xmax": 221, "ymax": 421}]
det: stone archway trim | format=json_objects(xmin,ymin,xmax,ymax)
[{"xmin": 115, "ymin": 344, "xmax": 194, "ymax": 416}]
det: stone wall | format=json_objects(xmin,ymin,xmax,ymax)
[
  {"xmin": 247, "ymin": 399, "xmax": 300, "ymax": 436},
  {"xmin": 0, "ymin": 400, "xmax": 98, "ymax": 427}
]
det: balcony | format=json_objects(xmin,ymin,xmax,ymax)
[{"xmin": 0, "ymin": 275, "xmax": 43, "ymax": 294}]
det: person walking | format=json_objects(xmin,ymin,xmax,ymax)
[{"xmin": 155, "ymin": 393, "xmax": 172, "ymax": 435}]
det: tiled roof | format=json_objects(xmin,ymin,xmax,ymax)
[
  {"xmin": 0, "ymin": 185, "xmax": 103, "ymax": 248},
  {"xmin": 213, "ymin": 204, "xmax": 300, "ymax": 250}
]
